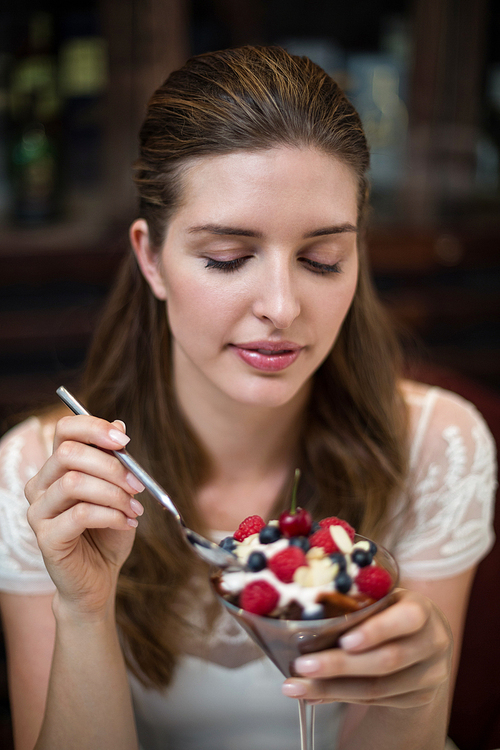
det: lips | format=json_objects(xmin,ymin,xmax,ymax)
[{"xmin": 230, "ymin": 340, "xmax": 303, "ymax": 372}]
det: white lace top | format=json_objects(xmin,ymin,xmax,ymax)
[{"xmin": 0, "ymin": 383, "xmax": 497, "ymax": 750}]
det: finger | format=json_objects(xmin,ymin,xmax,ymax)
[
  {"xmin": 294, "ymin": 630, "xmax": 438, "ymax": 679},
  {"xmin": 283, "ymin": 653, "xmax": 449, "ymax": 706},
  {"xmin": 26, "ymin": 415, "xmax": 134, "ymax": 502},
  {"xmin": 36, "ymin": 502, "xmax": 138, "ymax": 554},
  {"xmin": 28, "ymin": 437, "xmax": 144, "ymax": 501},
  {"xmin": 53, "ymin": 414, "xmax": 131, "ymax": 453},
  {"xmin": 336, "ymin": 589, "xmax": 431, "ymax": 653},
  {"xmin": 284, "ymin": 682, "xmax": 443, "ymax": 709},
  {"xmin": 29, "ymin": 472, "xmax": 143, "ymax": 528}
]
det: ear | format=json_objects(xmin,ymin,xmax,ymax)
[{"xmin": 129, "ymin": 219, "xmax": 168, "ymax": 300}]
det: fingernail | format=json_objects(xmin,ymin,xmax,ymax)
[
  {"xmin": 130, "ymin": 499, "xmax": 144, "ymax": 516},
  {"xmin": 282, "ymin": 682, "xmax": 307, "ymax": 697},
  {"xmin": 109, "ymin": 429, "xmax": 130, "ymax": 447},
  {"xmin": 294, "ymin": 656, "xmax": 320, "ymax": 675},
  {"xmin": 127, "ymin": 472, "xmax": 145, "ymax": 493},
  {"xmin": 339, "ymin": 631, "xmax": 364, "ymax": 650},
  {"xmin": 127, "ymin": 517, "xmax": 138, "ymax": 528},
  {"xmin": 114, "ymin": 420, "xmax": 127, "ymax": 431}
]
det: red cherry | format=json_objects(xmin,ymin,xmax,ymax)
[
  {"xmin": 279, "ymin": 469, "xmax": 312, "ymax": 537},
  {"xmin": 278, "ymin": 507, "xmax": 312, "ymax": 537}
]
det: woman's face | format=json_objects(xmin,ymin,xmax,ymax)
[{"xmin": 137, "ymin": 147, "xmax": 359, "ymax": 411}]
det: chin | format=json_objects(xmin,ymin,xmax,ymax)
[{"xmin": 224, "ymin": 377, "xmax": 309, "ymax": 410}]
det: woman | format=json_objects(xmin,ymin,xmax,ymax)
[{"xmin": 0, "ymin": 46, "xmax": 496, "ymax": 750}]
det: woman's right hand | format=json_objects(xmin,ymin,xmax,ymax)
[{"xmin": 25, "ymin": 415, "xmax": 145, "ymax": 618}]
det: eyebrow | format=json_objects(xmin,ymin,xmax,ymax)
[{"xmin": 187, "ymin": 223, "xmax": 358, "ymax": 238}]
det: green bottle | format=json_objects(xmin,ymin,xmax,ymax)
[{"xmin": 8, "ymin": 12, "xmax": 61, "ymax": 224}]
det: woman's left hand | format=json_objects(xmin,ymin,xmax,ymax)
[{"xmin": 282, "ymin": 588, "xmax": 453, "ymax": 708}]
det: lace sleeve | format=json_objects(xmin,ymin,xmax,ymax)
[
  {"xmin": 0, "ymin": 417, "xmax": 56, "ymax": 594},
  {"xmin": 394, "ymin": 387, "xmax": 497, "ymax": 580}
]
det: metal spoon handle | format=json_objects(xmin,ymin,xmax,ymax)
[{"xmin": 56, "ymin": 386, "xmax": 181, "ymax": 521}]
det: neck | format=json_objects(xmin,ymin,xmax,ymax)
[
  {"xmin": 177, "ymin": 378, "xmax": 309, "ymax": 481},
  {"xmin": 175, "ymin": 381, "xmax": 310, "ymax": 529}
]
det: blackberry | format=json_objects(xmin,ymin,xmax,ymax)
[
  {"xmin": 289, "ymin": 536, "xmax": 310, "ymax": 552},
  {"xmin": 329, "ymin": 552, "xmax": 347, "ymax": 570},
  {"xmin": 259, "ymin": 525, "xmax": 282, "ymax": 544},
  {"xmin": 352, "ymin": 549, "xmax": 373, "ymax": 567},
  {"xmin": 219, "ymin": 536, "xmax": 236, "ymax": 552},
  {"xmin": 247, "ymin": 551, "xmax": 267, "ymax": 572},
  {"xmin": 335, "ymin": 571, "xmax": 352, "ymax": 594}
]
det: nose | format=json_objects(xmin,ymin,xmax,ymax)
[{"xmin": 252, "ymin": 256, "xmax": 301, "ymax": 329}]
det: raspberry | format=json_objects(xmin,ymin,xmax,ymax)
[
  {"xmin": 356, "ymin": 566, "xmax": 392, "ymax": 600},
  {"xmin": 268, "ymin": 546, "xmax": 307, "ymax": 583},
  {"xmin": 309, "ymin": 528, "xmax": 338, "ymax": 554},
  {"xmin": 240, "ymin": 580, "xmax": 279, "ymax": 615},
  {"xmin": 234, "ymin": 515, "xmax": 266, "ymax": 542},
  {"xmin": 318, "ymin": 517, "xmax": 355, "ymax": 541}
]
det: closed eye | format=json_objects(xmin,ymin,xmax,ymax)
[
  {"xmin": 205, "ymin": 256, "xmax": 342, "ymax": 274},
  {"xmin": 301, "ymin": 258, "xmax": 341, "ymax": 274},
  {"xmin": 205, "ymin": 257, "xmax": 248, "ymax": 272}
]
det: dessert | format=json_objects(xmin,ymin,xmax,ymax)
[
  {"xmin": 214, "ymin": 474, "xmax": 394, "ymax": 622},
  {"xmin": 211, "ymin": 472, "xmax": 398, "ymax": 679}
]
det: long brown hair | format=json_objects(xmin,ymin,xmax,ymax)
[{"xmin": 83, "ymin": 46, "xmax": 408, "ymax": 688}]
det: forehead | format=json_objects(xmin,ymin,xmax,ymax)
[{"xmin": 172, "ymin": 147, "xmax": 359, "ymax": 230}]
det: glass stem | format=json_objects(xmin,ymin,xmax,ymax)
[{"xmin": 298, "ymin": 699, "xmax": 316, "ymax": 750}]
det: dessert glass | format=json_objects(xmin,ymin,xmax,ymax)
[{"xmin": 212, "ymin": 536, "xmax": 399, "ymax": 750}]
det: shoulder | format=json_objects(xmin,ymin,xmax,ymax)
[
  {"xmin": 0, "ymin": 417, "xmax": 56, "ymax": 594},
  {"xmin": 400, "ymin": 377, "xmax": 490, "ymax": 425},
  {"xmin": 1, "ymin": 414, "xmax": 55, "ymax": 452},
  {"xmin": 393, "ymin": 381, "xmax": 497, "ymax": 580},
  {"xmin": 0, "ymin": 416, "xmax": 57, "ymax": 487},
  {"xmin": 399, "ymin": 379, "xmax": 496, "ymax": 471}
]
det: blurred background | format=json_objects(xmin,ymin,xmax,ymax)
[
  {"xmin": 0, "ymin": 1, "xmax": 499, "ymax": 749},
  {"xmin": 0, "ymin": 0, "xmax": 499, "ymax": 434}
]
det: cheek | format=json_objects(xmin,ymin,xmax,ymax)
[{"xmin": 164, "ymin": 272, "xmax": 247, "ymax": 340}]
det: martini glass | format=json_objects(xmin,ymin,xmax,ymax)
[{"xmin": 212, "ymin": 537, "xmax": 398, "ymax": 750}]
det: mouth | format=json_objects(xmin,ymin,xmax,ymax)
[
  {"xmin": 230, "ymin": 341, "xmax": 303, "ymax": 372},
  {"xmin": 234, "ymin": 341, "xmax": 302, "ymax": 353},
  {"xmin": 252, "ymin": 347, "xmax": 293, "ymax": 355}
]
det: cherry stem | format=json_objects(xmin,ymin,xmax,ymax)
[{"xmin": 291, "ymin": 468, "xmax": 301, "ymax": 514}]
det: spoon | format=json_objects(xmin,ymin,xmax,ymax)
[{"xmin": 56, "ymin": 387, "xmax": 244, "ymax": 570}]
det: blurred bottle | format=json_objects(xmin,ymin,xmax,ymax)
[
  {"xmin": 0, "ymin": 49, "xmax": 10, "ymax": 222},
  {"xmin": 345, "ymin": 14, "xmax": 410, "ymax": 201},
  {"xmin": 59, "ymin": 9, "xmax": 108, "ymax": 203},
  {"xmin": 476, "ymin": 64, "xmax": 500, "ymax": 193},
  {"xmin": 7, "ymin": 11, "xmax": 62, "ymax": 225}
]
